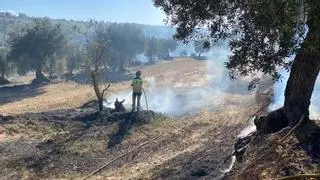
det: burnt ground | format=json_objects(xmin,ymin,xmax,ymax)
[
  {"xmin": 227, "ymin": 120, "xmax": 320, "ymax": 180},
  {"xmin": 0, "ymin": 58, "xmax": 277, "ymax": 179},
  {"xmin": 150, "ymin": 124, "xmax": 241, "ymax": 180},
  {"xmin": 0, "ymin": 102, "xmax": 246, "ymax": 180}
]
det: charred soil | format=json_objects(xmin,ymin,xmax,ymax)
[
  {"xmin": 226, "ymin": 119, "xmax": 320, "ymax": 180},
  {"xmin": 0, "ymin": 101, "xmax": 250, "ymax": 179}
]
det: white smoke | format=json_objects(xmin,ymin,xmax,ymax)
[
  {"xmin": 105, "ymin": 77, "xmax": 226, "ymax": 116},
  {"xmin": 104, "ymin": 44, "xmax": 242, "ymax": 116},
  {"xmin": 268, "ymin": 68, "xmax": 320, "ymax": 120},
  {"xmin": 135, "ymin": 54, "xmax": 149, "ymax": 64},
  {"xmin": 268, "ymin": 69, "xmax": 289, "ymax": 111},
  {"xmin": 222, "ymin": 155, "xmax": 236, "ymax": 174},
  {"xmin": 237, "ymin": 116, "xmax": 257, "ymax": 138},
  {"xmin": 310, "ymin": 80, "xmax": 320, "ymax": 119}
]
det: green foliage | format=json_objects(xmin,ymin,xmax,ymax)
[
  {"xmin": 107, "ymin": 23, "xmax": 145, "ymax": 71},
  {"xmin": 154, "ymin": 0, "xmax": 315, "ymax": 82},
  {"xmin": 66, "ymin": 44, "xmax": 83, "ymax": 74},
  {"xmin": 1, "ymin": 13, "xmax": 179, "ymax": 79},
  {"xmin": 8, "ymin": 18, "xmax": 66, "ymax": 77},
  {"xmin": 145, "ymin": 37, "xmax": 178, "ymax": 63},
  {"xmin": 84, "ymin": 21, "xmax": 109, "ymax": 76},
  {"xmin": 0, "ymin": 47, "xmax": 9, "ymax": 78},
  {"xmin": 157, "ymin": 38, "xmax": 178, "ymax": 58},
  {"xmin": 194, "ymin": 40, "xmax": 210, "ymax": 57},
  {"xmin": 145, "ymin": 37, "xmax": 160, "ymax": 63},
  {"xmin": 81, "ymin": 20, "xmax": 111, "ymax": 111}
]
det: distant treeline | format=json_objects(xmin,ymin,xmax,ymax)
[{"xmin": 0, "ymin": 13, "xmax": 181, "ymax": 84}]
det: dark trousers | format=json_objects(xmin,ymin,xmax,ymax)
[{"xmin": 132, "ymin": 92, "xmax": 142, "ymax": 111}]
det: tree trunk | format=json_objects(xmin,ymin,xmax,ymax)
[
  {"xmin": 283, "ymin": 7, "xmax": 320, "ymax": 124},
  {"xmin": 49, "ymin": 71, "xmax": 53, "ymax": 79},
  {"xmin": 255, "ymin": 31, "xmax": 320, "ymax": 133},
  {"xmin": 90, "ymin": 70, "xmax": 104, "ymax": 112},
  {"xmin": 1, "ymin": 71, "xmax": 4, "ymax": 78},
  {"xmin": 33, "ymin": 69, "xmax": 50, "ymax": 84},
  {"xmin": 98, "ymin": 97, "xmax": 103, "ymax": 112},
  {"xmin": 0, "ymin": 64, "xmax": 9, "ymax": 85},
  {"xmin": 283, "ymin": 49, "xmax": 320, "ymax": 124},
  {"xmin": 0, "ymin": 76, "xmax": 10, "ymax": 85}
]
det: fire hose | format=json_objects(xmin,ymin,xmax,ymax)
[
  {"xmin": 81, "ymin": 134, "xmax": 162, "ymax": 180},
  {"xmin": 142, "ymin": 88, "xmax": 149, "ymax": 111},
  {"xmin": 105, "ymin": 88, "xmax": 149, "ymax": 111}
]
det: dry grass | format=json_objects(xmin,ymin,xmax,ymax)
[
  {"xmin": 0, "ymin": 58, "xmax": 209, "ymax": 114},
  {"xmin": 0, "ymin": 58, "xmax": 265, "ymax": 179},
  {"xmin": 0, "ymin": 81, "xmax": 130, "ymax": 115},
  {"xmin": 140, "ymin": 58, "xmax": 209, "ymax": 89},
  {"xmin": 0, "ymin": 58, "xmax": 217, "ymax": 139}
]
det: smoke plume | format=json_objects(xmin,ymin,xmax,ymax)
[{"xmin": 105, "ymin": 44, "xmax": 246, "ymax": 116}]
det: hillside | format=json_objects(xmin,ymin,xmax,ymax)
[{"xmin": 0, "ymin": 12, "xmax": 175, "ymax": 47}]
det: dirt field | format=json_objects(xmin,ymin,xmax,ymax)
[
  {"xmin": 0, "ymin": 58, "xmax": 209, "ymax": 114},
  {"xmin": 0, "ymin": 58, "xmax": 264, "ymax": 179}
]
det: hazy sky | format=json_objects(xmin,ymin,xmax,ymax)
[{"xmin": 1, "ymin": 0, "xmax": 166, "ymax": 25}]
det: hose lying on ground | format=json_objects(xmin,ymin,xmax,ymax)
[
  {"xmin": 81, "ymin": 134, "xmax": 162, "ymax": 180},
  {"xmin": 277, "ymin": 174, "xmax": 320, "ymax": 180}
]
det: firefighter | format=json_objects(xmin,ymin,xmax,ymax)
[{"xmin": 131, "ymin": 70, "xmax": 143, "ymax": 111}]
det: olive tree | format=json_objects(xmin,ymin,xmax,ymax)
[
  {"xmin": 154, "ymin": 0, "xmax": 320, "ymax": 129},
  {"xmin": 8, "ymin": 18, "xmax": 66, "ymax": 84},
  {"xmin": 79, "ymin": 20, "xmax": 111, "ymax": 111}
]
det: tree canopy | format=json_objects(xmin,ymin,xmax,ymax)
[
  {"xmin": 8, "ymin": 18, "xmax": 66, "ymax": 83},
  {"xmin": 66, "ymin": 44, "xmax": 83, "ymax": 75},
  {"xmin": 154, "ymin": 0, "xmax": 320, "ymax": 125},
  {"xmin": 0, "ymin": 14, "xmax": 181, "ymax": 80},
  {"xmin": 145, "ymin": 37, "xmax": 159, "ymax": 64},
  {"xmin": 194, "ymin": 40, "xmax": 210, "ymax": 57},
  {"xmin": 154, "ymin": 0, "xmax": 315, "ymax": 81},
  {"xmin": 107, "ymin": 23, "xmax": 145, "ymax": 72},
  {"xmin": 0, "ymin": 47, "xmax": 9, "ymax": 78},
  {"xmin": 145, "ymin": 37, "xmax": 178, "ymax": 63},
  {"xmin": 82, "ymin": 20, "xmax": 111, "ymax": 111},
  {"xmin": 157, "ymin": 38, "xmax": 178, "ymax": 58}
]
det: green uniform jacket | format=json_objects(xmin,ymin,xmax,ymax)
[{"xmin": 131, "ymin": 77, "xmax": 143, "ymax": 93}]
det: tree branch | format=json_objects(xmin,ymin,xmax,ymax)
[{"xmin": 101, "ymin": 83, "xmax": 111, "ymax": 98}]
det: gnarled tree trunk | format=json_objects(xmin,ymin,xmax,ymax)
[
  {"xmin": 256, "ymin": 5, "xmax": 320, "ymax": 133},
  {"xmin": 255, "ymin": 31, "xmax": 320, "ymax": 133},
  {"xmin": 90, "ymin": 71, "xmax": 102, "ymax": 111},
  {"xmin": 283, "ymin": 11, "xmax": 320, "ymax": 124},
  {"xmin": 0, "ymin": 70, "xmax": 10, "ymax": 85},
  {"xmin": 32, "ymin": 68, "xmax": 50, "ymax": 84},
  {"xmin": 284, "ymin": 49, "xmax": 320, "ymax": 124},
  {"xmin": 1, "ymin": 70, "xmax": 5, "ymax": 79}
]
